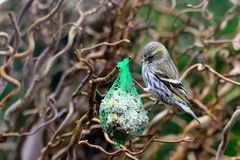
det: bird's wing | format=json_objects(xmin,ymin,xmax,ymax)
[
  {"xmin": 158, "ymin": 76, "xmax": 188, "ymax": 96},
  {"xmin": 153, "ymin": 59, "xmax": 189, "ymax": 102},
  {"xmin": 158, "ymin": 57, "xmax": 179, "ymax": 79}
]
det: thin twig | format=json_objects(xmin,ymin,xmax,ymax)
[
  {"xmin": 77, "ymin": 136, "xmax": 194, "ymax": 156},
  {"xmin": 216, "ymin": 107, "xmax": 240, "ymax": 160},
  {"xmin": 78, "ymin": 39, "xmax": 131, "ymax": 53},
  {"xmin": 8, "ymin": 13, "xmax": 21, "ymax": 53},
  {"xmin": 0, "ymin": 99, "xmax": 58, "ymax": 138},
  {"xmin": 180, "ymin": 63, "xmax": 240, "ymax": 86}
]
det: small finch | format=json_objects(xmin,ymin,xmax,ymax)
[{"xmin": 142, "ymin": 41, "xmax": 201, "ymax": 126}]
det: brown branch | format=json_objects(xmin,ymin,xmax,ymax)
[
  {"xmin": 180, "ymin": 63, "xmax": 240, "ymax": 86},
  {"xmin": 0, "ymin": 32, "xmax": 13, "ymax": 56},
  {"xmin": 66, "ymin": 113, "xmax": 89, "ymax": 160},
  {"xmin": 67, "ymin": 66, "xmax": 118, "ymax": 160},
  {"xmin": 38, "ymin": 101, "xmax": 74, "ymax": 160},
  {"xmin": 216, "ymin": 106, "xmax": 240, "ymax": 160},
  {"xmin": 17, "ymin": 0, "xmax": 35, "ymax": 25},
  {"xmin": 180, "ymin": 63, "xmax": 200, "ymax": 80},
  {"xmin": 0, "ymin": 99, "xmax": 58, "ymax": 138},
  {"xmin": 52, "ymin": 65, "xmax": 86, "ymax": 100},
  {"xmin": 66, "ymin": 23, "xmax": 129, "ymax": 160},
  {"xmin": 27, "ymin": 0, "xmax": 66, "ymax": 32},
  {"xmin": 191, "ymin": 98, "xmax": 218, "ymax": 122},
  {"xmin": 0, "ymin": 66, "xmax": 21, "ymax": 109},
  {"xmin": 152, "ymin": 136, "xmax": 195, "ymax": 143},
  {"xmin": 77, "ymin": 136, "xmax": 155, "ymax": 156},
  {"xmin": 78, "ymin": 39, "xmax": 131, "ymax": 53},
  {"xmin": 8, "ymin": 13, "xmax": 21, "ymax": 53},
  {"xmin": 187, "ymin": 0, "xmax": 207, "ymax": 8},
  {"xmin": 0, "ymin": 32, "xmax": 9, "ymax": 47},
  {"xmin": 72, "ymin": 72, "xmax": 91, "ymax": 98},
  {"xmin": 0, "ymin": 45, "xmax": 14, "ymax": 56},
  {"xmin": 77, "ymin": 136, "xmax": 194, "ymax": 157},
  {"xmin": 4, "ymin": 1, "xmax": 78, "ymax": 125},
  {"xmin": 153, "ymin": 3, "xmax": 202, "ymax": 28}
]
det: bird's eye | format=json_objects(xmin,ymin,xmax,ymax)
[{"xmin": 147, "ymin": 55, "xmax": 154, "ymax": 59}]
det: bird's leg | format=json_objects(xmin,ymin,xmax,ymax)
[
  {"xmin": 147, "ymin": 99, "xmax": 160, "ymax": 111},
  {"xmin": 154, "ymin": 99, "xmax": 160, "ymax": 105}
]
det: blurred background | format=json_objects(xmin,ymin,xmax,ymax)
[{"xmin": 0, "ymin": 0, "xmax": 240, "ymax": 159}]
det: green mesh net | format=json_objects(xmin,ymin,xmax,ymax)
[{"xmin": 99, "ymin": 58, "xmax": 149, "ymax": 145}]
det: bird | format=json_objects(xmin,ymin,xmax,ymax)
[{"xmin": 141, "ymin": 41, "xmax": 201, "ymax": 126}]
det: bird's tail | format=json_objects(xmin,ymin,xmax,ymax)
[
  {"xmin": 176, "ymin": 102, "xmax": 202, "ymax": 127},
  {"xmin": 187, "ymin": 108, "xmax": 202, "ymax": 127}
]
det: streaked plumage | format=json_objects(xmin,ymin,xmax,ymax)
[{"xmin": 142, "ymin": 41, "xmax": 201, "ymax": 126}]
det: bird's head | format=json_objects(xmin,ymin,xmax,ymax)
[{"xmin": 142, "ymin": 41, "xmax": 169, "ymax": 64}]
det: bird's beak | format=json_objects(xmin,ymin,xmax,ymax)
[{"xmin": 141, "ymin": 59, "xmax": 148, "ymax": 66}]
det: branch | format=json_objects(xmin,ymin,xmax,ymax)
[
  {"xmin": 0, "ymin": 99, "xmax": 58, "ymax": 138},
  {"xmin": 180, "ymin": 63, "xmax": 240, "ymax": 86},
  {"xmin": 8, "ymin": 13, "xmax": 21, "ymax": 53},
  {"xmin": 76, "ymin": 39, "xmax": 130, "ymax": 54},
  {"xmin": 77, "ymin": 136, "xmax": 194, "ymax": 157},
  {"xmin": 216, "ymin": 107, "xmax": 240, "ymax": 160},
  {"xmin": 67, "ymin": 66, "xmax": 118, "ymax": 160},
  {"xmin": 38, "ymin": 102, "xmax": 74, "ymax": 160}
]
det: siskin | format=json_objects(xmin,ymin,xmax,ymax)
[{"xmin": 142, "ymin": 41, "xmax": 201, "ymax": 126}]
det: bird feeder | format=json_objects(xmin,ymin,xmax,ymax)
[{"xmin": 99, "ymin": 58, "xmax": 148, "ymax": 146}]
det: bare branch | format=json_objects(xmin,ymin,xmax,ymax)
[{"xmin": 216, "ymin": 107, "xmax": 240, "ymax": 160}]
